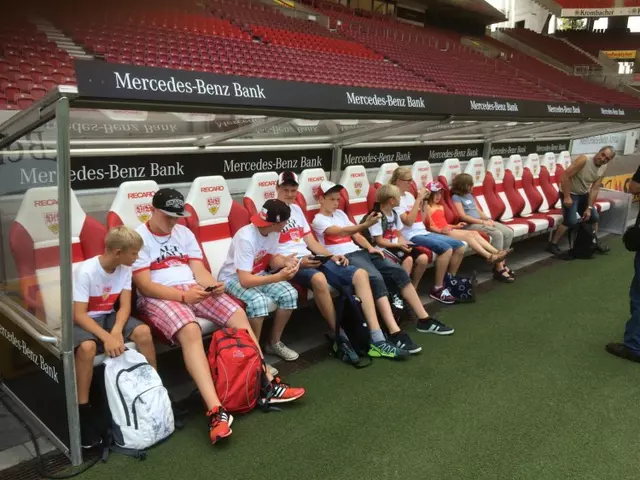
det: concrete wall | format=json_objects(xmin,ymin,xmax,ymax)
[{"xmin": 494, "ymin": 0, "xmax": 550, "ymax": 32}]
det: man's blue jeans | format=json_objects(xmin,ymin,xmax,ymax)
[
  {"xmin": 561, "ymin": 193, "xmax": 599, "ymax": 228},
  {"xmin": 624, "ymin": 252, "xmax": 640, "ymax": 353}
]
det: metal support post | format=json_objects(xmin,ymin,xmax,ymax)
[{"xmin": 56, "ymin": 97, "xmax": 82, "ymax": 466}]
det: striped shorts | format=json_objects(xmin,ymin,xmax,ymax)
[
  {"xmin": 137, "ymin": 283, "xmax": 239, "ymax": 343},
  {"xmin": 224, "ymin": 274, "xmax": 298, "ymax": 319}
]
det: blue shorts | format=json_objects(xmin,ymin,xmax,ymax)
[
  {"xmin": 410, "ymin": 233, "xmax": 465, "ymax": 255},
  {"xmin": 293, "ymin": 259, "xmax": 358, "ymax": 291}
]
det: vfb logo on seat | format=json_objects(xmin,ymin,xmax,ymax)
[{"xmin": 207, "ymin": 197, "xmax": 221, "ymax": 215}]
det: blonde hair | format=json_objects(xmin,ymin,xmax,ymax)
[
  {"xmin": 451, "ymin": 173, "xmax": 474, "ymax": 196},
  {"xmin": 376, "ymin": 184, "xmax": 401, "ymax": 204},
  {"xmin": 389, "ymin": 166, "xmax": 412, "ymax": 186},
  {"xmin": 105, "ymin": 226, "xmax": 143, "ymax": 252}
]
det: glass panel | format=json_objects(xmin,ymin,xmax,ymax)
[
  {"xmin": 0, "ymin": 114, "xmax": 70, "ymax": 450},
  {"xmin": 1, "ymin": 126, "xmax": 61, "ymax": 337},
  {"xmin": 68, "ymin": 108, "xmax": 288, "ymax": 148}
]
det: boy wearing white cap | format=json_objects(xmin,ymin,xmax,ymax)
[{"xmin": 312, "ymin": 181, "xmax": 454, "ymax": 337}]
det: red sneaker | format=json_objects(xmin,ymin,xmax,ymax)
[
  {"xmin": 269, "ymin": 377, "xmax": 305, "ymax": 404},
  {"xmin": 207, "ymin": 406, "xmax": 233, "ymax": 444},
  {"xmin": 429, "ymin": 286, "xmax": 455, "ymax": 305}
]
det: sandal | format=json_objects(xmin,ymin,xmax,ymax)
[
  {"xmin": 487, "ymin": 251, "xmax": 508, "ymax": 264},
  {"xmin": 493, "ymin": 268, "xmax": 515, "ymax": 283}
]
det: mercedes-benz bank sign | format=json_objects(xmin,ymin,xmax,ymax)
[{"xmin": 74, "ymin": 60, "xmax": 640, "ymax": 120}]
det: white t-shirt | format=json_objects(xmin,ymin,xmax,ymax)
[
  {"xmin": 311, "ymin": 210, "xmax": 360, "ymax": 256},
  {"xmin": 73, "ymin": 255, "xmax": 132, "ymax": 318},
  {"xmin": 369, "ymin": 210, "xmax": 403, "ymax": 244},
  {"xmin": 396, "ymin": 192, "xmax": 429, "ymax": 240},
  {"xmin": 133, "ymin": 223, "xmax": 201, "ymax": 287},
  {"xmin": 277, "ymin": 204, "xmax": 311, "ymax": 257},
  {"xmin": 218, "ymin": 224, "xmax": 280, "ymax": 282}
]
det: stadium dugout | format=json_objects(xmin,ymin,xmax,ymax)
[{"xmin": 0, "ymin": 57, "xmax": 635, "ymax": 467}]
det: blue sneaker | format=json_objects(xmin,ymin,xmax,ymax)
[
  {"xmin": 416, "ymin": 317, "xmax": 454, "ymax": 336},
  {"xmin": 333, "ymin": 336, "xmax": 360, "ymax": 364}
]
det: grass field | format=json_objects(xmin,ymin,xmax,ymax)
[{"xmin": 79, "ymin": 248, "xmax": 640, "ymax": 480}]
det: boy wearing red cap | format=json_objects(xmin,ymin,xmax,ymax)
[{"xmin": 219, "ymin": 199, "xmax": 302, "ymax": 363}]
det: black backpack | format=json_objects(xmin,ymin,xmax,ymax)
[
  {"xmin": 623, "ymin": 209, "xmax": 640, "ymax": 252},
  {"xmin": 327, "ymin": 284, "xmax": 372, "ymax": 369},
  {"xmin": 565, "ymin": 222, "xmax": 597, "ymax": 259}
]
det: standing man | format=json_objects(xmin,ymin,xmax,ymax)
[
  {"xmin": 547, "ymin": 146, "xmax": 615, "ymax": 256},
  {"xmin": 606, "ymin": 165, "xmax": 640, "ymax": 362}
]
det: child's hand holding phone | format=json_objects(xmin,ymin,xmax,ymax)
[{"xmin": 204, "ymin": 282, "xmax": 225, "ymax": 295}]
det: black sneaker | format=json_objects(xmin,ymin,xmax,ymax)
[
  {"xmin": 389, "ymin": 331, "xmax": 422, "ymax": 354},
  {"xmin": 546, "ymin": 242, "xmax": 562, "ymax": 257},
  {"xmin": 79, "ymin": 404, "xmax": 102, "ymax": 449},
  {"xmin": 416, "ymin": 318, "xmax": 455, "ymax": 335},
  {"xmin": 606, "ymin": 342, "xmax": 640, "ymax": 363}
]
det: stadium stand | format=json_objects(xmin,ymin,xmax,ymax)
[
  {"xmin": 0, "ymin": 14, "xmax": 76, "ymax": 109},
  {"xmin": 549, "ymin": 0, "xmax": 614, "ymax": 7},
  {"xmin": 556, "ymin": 30, "xmax": 640, "ymax": 57},
  {"xmin": 500, "ymin": 28, "xmax": 598, "ymax": 67},
  {"xmin": 3, "ymin": 0, "xmax": 640, "ymax": 109},
  {"xmin": 307, "ymin": 1, "xmax": 640, "ymax": 106},
  {"xmin": 478, "ymin": 35, "xmax": 640, "ymax": 107}
]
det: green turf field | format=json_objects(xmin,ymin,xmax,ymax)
[{"xmin": 80, "ymin": 248, "xmax": 640, "ymax": 480}]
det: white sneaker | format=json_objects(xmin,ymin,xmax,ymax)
[
  {"xmin": 267, "ymin": 364, "xmax": 279, "ymax": 377},
  {"xmin": 391, "ymin": 293, "xmax": 404, "ymax": 310},
  {"xmin": 265, "ymin": 341, "xmax": 299, "ymax": 361}
]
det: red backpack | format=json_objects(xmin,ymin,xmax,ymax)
[{"xmin": 207, "ymin": 328, "xmax": 266, "ymax": 414}]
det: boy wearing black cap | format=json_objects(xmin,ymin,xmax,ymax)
[
  {"xmin": 218, "ymin": 199, "xmax": 302, "ymax": 362},
  {"xmin": 133, "ymin": 189, "xmax": 304, "ymax": 445}
]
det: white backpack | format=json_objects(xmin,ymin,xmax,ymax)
[{"xmin": 103, "ymin": 350, "xmax": 174, "ymax": 455}]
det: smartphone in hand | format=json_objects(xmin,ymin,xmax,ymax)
[
  {"xmin": 205, "ymin": 282, "xmax": 223, "ymax": 292},
  {"xmin": 311, "ymin": 255, "xmax": 333, "ymax": 264}
]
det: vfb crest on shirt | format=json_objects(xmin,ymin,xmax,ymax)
[
  {"xmin": 101, "ymin": 285, "xmax": 112, "ymax": 301},
  {"xmin": 354, "ymin": 181, "xmax": 363, "ymax": 196},
  {"xmin": 290, "ymin": 229, "xmax": 301, "ymax": 242},
  {"xmin": 44, "ymin": 212, "xmax": 59, "ymax": 235},
  {"xmin": 136, "ymin": 203, "xmax": 153, "ymax": 223},
  {"xmin": 207, "ymin": 196, "xmax": 221, "ymax": 215}
]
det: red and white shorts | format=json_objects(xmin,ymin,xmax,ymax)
[{"xmin": 137, "ymin": 284, "xmax": 239, "ymax": 343}]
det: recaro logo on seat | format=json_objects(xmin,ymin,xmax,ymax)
[
  {"xmin": 34, "ymin": 199, "xmax": 58, "ymax": 207},
  {"xmin": 128, "ymin": 191, "xmax": 155, "ymax": 199},
  {"xmin": 350, "ymin": 172, "xmax": 365, "ymax": 178},
  {"xmin": 258, "ymin": 181, "xmax": 277, "ymax": 187},
  {"xmin": 308, "ymin": 177, "xmax": 324, "ymax": 182},
  {"xmin": 201, "ymin": 186, "xmax": 224, "ymax": 192}
]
